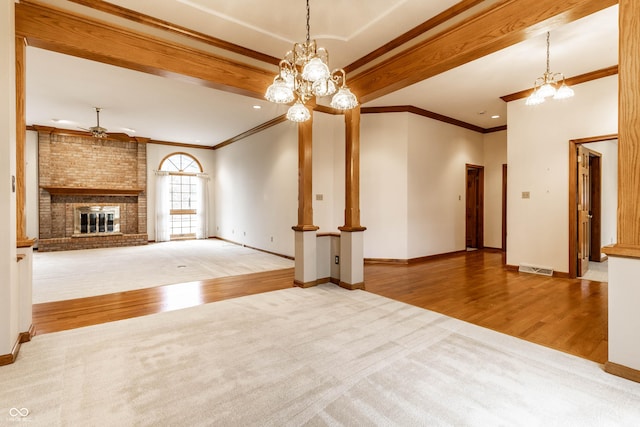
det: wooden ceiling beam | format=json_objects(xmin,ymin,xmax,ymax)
[
  {"xmin": 349, "ymin": 0, "xmax": 617, "ymax": 103},
  {"xmin": 15, "ymin": 1, "xmax": 274, "ymax": 100}
]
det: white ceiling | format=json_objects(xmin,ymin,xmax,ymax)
[{"xmin": 25, "ymin": 1, "xmax": 619, "ymax": 146}]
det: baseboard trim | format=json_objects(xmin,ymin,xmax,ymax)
[
  {"xmin": 605, "ymin": 361, "xmax": 640, "ymax": 383},
  {"xmin": 294, "ymin": 279, "xmax": 319, "ymax": 288},
  {"xmin": 364, "ymin": 258, "xmax": 409, "ymax": 265},
  {"xmin": 365, "ymin": 250, "xmax": 467, "ymax": 265},
  {"xmin": 483, "ymin": 247, "xmax": 504, "ymax": 253},
  {"xmin": 0, "ymin": 325, "xmax": 35, "ymax": 365},
  {"xmin": 212, "ymin": 237, "xmax": 294, "ymax": 260},
  {"xmin": 338, "ymin": 281, "xmax": 365, "ymax": 290},
  {"xmin": 19, "ymin": 324, "xmax": 36, "ymax": 343}
]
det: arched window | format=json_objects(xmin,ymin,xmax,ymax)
[{"xmin": 158, "ymin": 153, "xmax": 205, "ymax": 240}]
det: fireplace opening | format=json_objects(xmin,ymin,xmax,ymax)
[{"xmin": 74, "ymin": 206, "xmax": 120, "ymax": 236}]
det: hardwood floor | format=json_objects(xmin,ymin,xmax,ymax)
[
  {"xmin": 364, "ymin": 251, "xmax": 607, "ymax": 364},
  {"xmin": 32, "ymin": 250, "xmax": 607, "ymax": 363}
]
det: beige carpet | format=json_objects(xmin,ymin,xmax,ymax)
[
  {"xmin": 4, "ymin": 284, "xmax": 640, "ymax": 426},
  {"xmin": 32, "ymin": 239, "xmax": 294, "ymax": 303}
]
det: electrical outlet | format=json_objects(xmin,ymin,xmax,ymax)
[
  {"xmin": 270, "ymin": 236, "xmax": 273, "ymax": 242},
  {"xmin": 335, "ymin": 256, "xmax": 339, "ymax": 264}
]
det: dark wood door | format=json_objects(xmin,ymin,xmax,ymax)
[
  {"xmin": 589, "ymin": 155, "xmax": 602, "ymax": 262},
  {"xmin": 466, "ymin": 165, "xmax": 484, "ymax": 249}
]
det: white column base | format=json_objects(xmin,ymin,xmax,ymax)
[
  {"xmin": 294, "ymin": 230, "xmax": 318, "ymax": 287},
  {"xmin": 607, "ymin": 256, "xmax": 640, "ymax": 376},
  {"xmin": 339, "ymin": 231, "xmax": 365, "ymax": 290},
  {"xmin": 17, "ymin": 246, "xmax": 33, "ymax": 337}
]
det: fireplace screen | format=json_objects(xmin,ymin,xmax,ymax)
[{"xmin": 74, "ymin": 206, "xmax": 120, "ymax": 235}]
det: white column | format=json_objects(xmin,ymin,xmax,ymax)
[{"xmin": 0, "ymin": 0, "xmax": 19, "ymax": 358}]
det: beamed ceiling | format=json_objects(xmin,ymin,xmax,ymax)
[{"xmin": 18, "ymin": 0, "xmax": 619, "ymax": 148}]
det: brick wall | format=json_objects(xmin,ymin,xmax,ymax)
[{"xmin": 37, "ymin": 129, "xmax": 148, "ymax": 251}]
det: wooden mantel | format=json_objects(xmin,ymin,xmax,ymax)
[{"xmin": 40, "ymin": 186, "xmax": 145, "ymax": 196}]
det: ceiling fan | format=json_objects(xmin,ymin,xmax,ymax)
[{"xmin": 80, "ymin": 107, "xmax": 131, "ymax": 141}]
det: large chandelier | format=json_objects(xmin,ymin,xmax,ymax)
[
  {"xmin": 264, "ymin": 0, "xmax": 358, "ymax": 122},
  {"xmin": 525, "ymin": 32, "xmax": 574, "ymax": 106}
]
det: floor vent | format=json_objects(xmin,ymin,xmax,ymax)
[{"xmin": 518, "ymin": 264, "xmax": 554, "ymax": 276}]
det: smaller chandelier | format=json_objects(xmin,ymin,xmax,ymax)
[
  {"xmin": 525, "ymin": 32, "xmax": 574, "ymax": 106},
  {"xmin": 264, "ymin": 0, "xmax": 358, "ymax": 122}
]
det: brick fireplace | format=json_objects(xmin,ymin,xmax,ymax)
[{"xmin": 37, "ymin": 128, "xmax": 148, "ymax": 252}]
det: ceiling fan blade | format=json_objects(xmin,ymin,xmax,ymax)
[{"xmin": 107, "ymin": 132, "xmax": 132, "ymax": 142}]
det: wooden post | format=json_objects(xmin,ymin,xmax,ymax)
[
  {"xmin": 293, "ymin": 118, "xmax": 318, "ymax": 231},
  {"xmin": 292, "ymin": 116, "xmax": 319, "ymax": 288},
  {"xmin": 603, "ymin": 0, "xmax": 640, "ymax": 383},
  {"xmin": 15, "ymin": 36, "xmax": 27, "ymax": 243},
  {"xmin": 340, "ymin": 106, "xmax": 366, "ymax": 232},
  {"xmin": 339, "ymin": 106, "xmax": 366, "ymax": 290}
]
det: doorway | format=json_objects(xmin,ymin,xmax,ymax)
[
  {"xmin": 576, "ymin": 145, "xmax": 601, "ymax": 276},
  {"xmin": 466, "ymin": 164, "xmax": 484, "ymax": 249},
  {"xmin": 568, "ymin": 135, "xmax": 618, "ymax": 279}
]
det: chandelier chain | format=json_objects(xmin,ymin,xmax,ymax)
[
  {"xmin": 546, "ymin": 32, "xmax": 551, "ymax": 74},
  {"xmin": 306, "ymin": 0, "xmax": 311, "ymax": 43}
]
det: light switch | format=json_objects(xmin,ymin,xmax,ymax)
[
  {"xmin": 316, "ymin": 194, "xmax": 323, "ymax": 201},
  {"xmin": 522, "ymin": 191, "xmax": 530, "ymax": 199}
]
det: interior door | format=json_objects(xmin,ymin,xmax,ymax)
[
  {"xmin": 577, "ymin": 145, "xmax": 591, "ymax": 276},
  {"xmin": 589, "ymin": 155, "xmax": 602, "ymax": 262},
  {"xmin": 466, "ymin": 168, "xmax": 478, "ymax": 248},
  {"xmin": 465, "ymin": 165, "xmax": 484, "ymax": 249}
]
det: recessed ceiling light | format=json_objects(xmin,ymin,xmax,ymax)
[
  {"xmin": 253, "ymin": 105, "xmax": 262, "ymax": 109},
  {"xmin": 491, "ymin": 115, "xmax": 500, "ymax": 119},
  {"xmin": 51, "ymin": 119, "xmax": 74, "ymax": 124}
]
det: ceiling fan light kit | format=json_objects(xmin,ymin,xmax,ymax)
[
  {"xmin": 525, "ymin": 32, "xmax": 575, "ymax": 106},
  {"xmin": 264, "ymin": 0, "xmax": 358, "ymax": 122},
  {"xmin": 90, "ymin": 107, "xmax": 108, "ymax": 138}
]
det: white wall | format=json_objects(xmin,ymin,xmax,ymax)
[
  {"xmin": 146, "ymin": 144, "xmax": 216, "ymax": 241},
  {"xmin": 584, "ymin": 139, "xmax": 618, "ymax": 249},
  {"xmin": 507, "ymin": 76, "xmax": 618, "ymax": 273},
  {"xmin": 214, "ymin": 119, "xmax": 298, "ymax": 257},
  {"xmin": 484, "ymin": 131, "xmax": 507, "ymax": 249},
  {"xmin": 407, "ymin": 113, "xmax": 485, "ymax": 258},
  {"xmin": 1, "ymin": 0, "xmax": 19, "ymax": 355},
  {"xmin": 361, "ymin": 113, "xmax": 409, "ymax": 259}
]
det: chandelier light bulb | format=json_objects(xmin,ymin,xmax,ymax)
[
  {"xmin": 330, "ymin": 87, "xmax": 359, "ymax": 110},
  {"xmin": 312, "ymin": 78, "xmax": 337, "ymax": 97},
  {"xmin": 554, "ymin": 83, "xmax": 575, "ymax": 100},
  {"xmin": 537, "ymin": 82, "xmax": 556, "ymax": 98},
  {"xmin": 301, "ymin": 57, "xmax": 330, "ymax": 82},
  {"xmin": 525, "ymin": 90, "xmax": 545, "ymax": 106},
  {"xmin": 265, "ymin": 77, "xmax": 294, "ymax": 104},
  {"xmin": 286, "ymin": 101, "xmax": 311, "ymax": 122}
]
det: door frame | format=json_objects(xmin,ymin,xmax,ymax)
[
  {"xmin": 568, "ymin": 134, "xmax": 617, "ymax": 278},
  {"xmin": 465, "ymin": 164, "xmax": 485, "ymax": 249}
]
